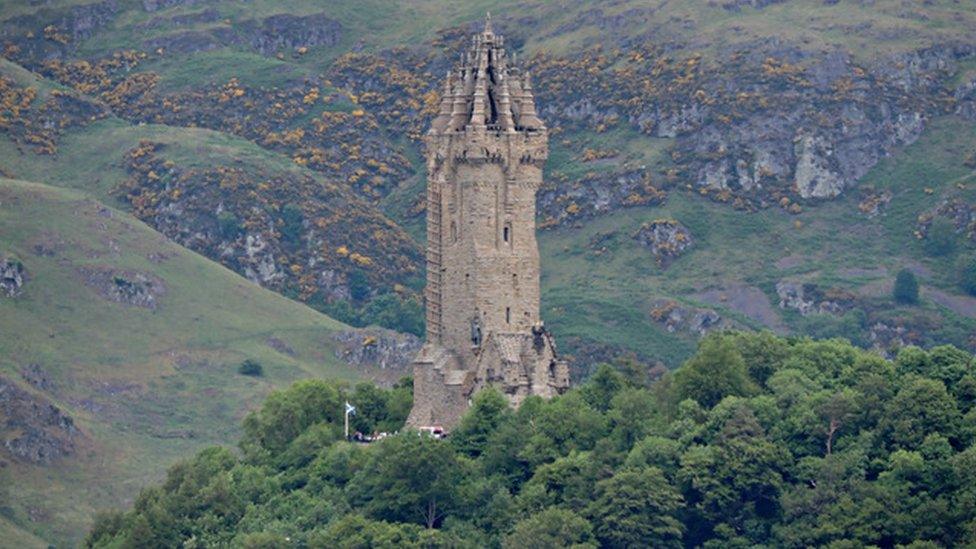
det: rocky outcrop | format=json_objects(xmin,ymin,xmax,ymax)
[
  {"xmin": 116, "ymin": 142, "xmax": 421, "ymax": 304},
  {"xmin": 858, "ymin": 189, "xmax": 893, "ymax": 218},
  {"xmin": 0, "ymin": 0, "xmax": 119, "ymax": 60},
  {"xmin": 793, "ymin": 133, "xmax": 846, "ymax": 199},
  {"xmin": 957, "ymin": 77, "xmax": 976, "ymax": 120},
  {"xmin": 537, "ymin": 169, "xmax": 667, "ymax": 227},
  {"xmin": 77, "ymin": 267, "xmax": 166, "ymax": 309},
  {"xmin": 869, "ymin": 321, "xmax": 920, "ymax": 358},
  {"xmin": 649, "ymin": 300, "xmax": 725, "ymax": 335},
  {"xmin": 776, "ymin": 281, "xmax": 855, "ymax": 316},
  {"xmin": 136, "ymin": 8, "xmax": 221, "ymax": 30},
  {"xmin": 632, "ymin": 219, "xmax": 693, "ymax": 266},
  {"xmin": 19, "ymin": 364, "xmax": 56, "ymax": 393},
  {"xmin": 720, "ymin": 0, "xmax": 788, "ymax": 11},
  {"xmin": 142, "ymin": 13, "xmax": 342, "ymax": 56},
  {"xmin": 332, "ymin": 329, "xmax": 421, "ymax": 384},
  {"xmin": 917, "ymin": 198, "xmax": 976, "ymax": 241},
  {"xmin": 0, "ymin": 257, "xmax": 25, "ymax": 297},
  {"xmin": 0, "ymin": 376, "xmax": 81, "ymax": 464},
  {"xmin": 141, "ymin": 0, "xmax": 209, "ymax": 13},
  {"xmin": 530, "ymin": 39, "xmax": 970, "ymax": 210}
]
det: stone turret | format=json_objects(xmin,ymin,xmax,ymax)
[{"xmin": 407, "ymin": 15, "xmax": 569, "ymax": 430}]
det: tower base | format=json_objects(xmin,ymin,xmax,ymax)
[{"xmin": 406, "ymin": 327, "xmax": 570, "ymax": 430}]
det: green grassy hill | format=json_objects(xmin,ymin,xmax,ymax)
[
  {"xmin": 1, "ymin": 2, "xmax": 976, "ymax": 542},
  {"xmin": 0, "ymin": 178, "xmax": 356, "ymax": 545},
  {"xmin": 0, "ymin": 1, "xmax": 973, "ymax": 365}
]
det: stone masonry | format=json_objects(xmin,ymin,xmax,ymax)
[{"xmin": 407, "ymin": 15, "xmax": 570, "ymax": 429}]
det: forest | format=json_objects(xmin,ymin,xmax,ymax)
[{"xmin": 85, "ymin": 332, "xmax": 976, "ymax": 548}]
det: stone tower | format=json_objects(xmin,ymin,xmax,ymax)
[{"xmin": 407, "ymin": 15, "xmax": 570, "ymax": 429}]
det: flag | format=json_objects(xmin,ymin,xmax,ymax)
[{"xmin": 345, "ymin": 401, "xmax": 356, "ymax": 416}]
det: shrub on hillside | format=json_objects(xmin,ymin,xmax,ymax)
[
  {"xmin": 217, "ymin": 211, "xmax": 241, "ymax": 239},
  {"xmin": 238, "ymin": 359, "xmax": 263, "ymax": 377},
  {"xmin": 279, "ymin": 204, "xmax": 304, "ymax": 247},
  {"xmin": 924, "ymin": 217, "xmax": 957, "ymax": 257},
  {"xmin": 894, "ymin": 269, "xmax": 919, "ymax": 304},
  {"xmin": 958, "ymin": 255, "xmax": 976, "ymax": 296}
]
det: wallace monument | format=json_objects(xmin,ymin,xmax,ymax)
[{"xmin": 407, "ymin": 16, "xmax": 570, "ymax": 429}]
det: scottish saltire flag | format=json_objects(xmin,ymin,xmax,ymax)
[{"xmin": 345, "ymin": 402, "xmax": 356, "ymax": 416}]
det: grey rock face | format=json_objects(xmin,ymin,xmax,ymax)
[
  {"xmin": 538, "ymin": 169, "xmax": 666, "ymax": 227},
  {"xmin": 0, "ymin": 257, "xmax": 25, "ymax": 297},
  {"xmin": 333, "ymin": 329, "xmax": 421, "ymax": 383},
  {"xmin": 142, "ymin": 13, "xmax": 342, "ymax": 56},
  {"xmin": 77, "ymin": 267, "xmax": 166, "ymax": 309},
  {"xmin": 141, "ymin": 0, "xmax": 208, "ymax": 12},
  {"xmin": 776, "ymin": 281, "xmax": 855, "ymax": 316},
  {"xmin": 633, "ymin": 219, "xmax": 693, "ymax": 266},
  {"xmin": 0, "ymin": 376, "xmax": 81, "ymax": 464},
  {"xmin": 650, "ymin": 299, "xmax": 725, "ymax": 335},
  {"xmin": 20, "ymin": 364, "xmax": 56, "ymax": 393},
  {"xmin": 869, "ymin": 321, "xmax": 918, "ymax": 358},
  {"xmin": 793, "ymin": 134, "xmax": 846, "ymax": 199},
  {"xmin": 0, "ymin": 0, "xmax": 119, "ymax": 60}
]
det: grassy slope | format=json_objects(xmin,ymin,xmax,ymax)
[
  {"xmin": 540, "ymin": 115, "xmax": 976, "ymax": 362},
  {"xmin": 2, "ymin": 2, "xmax": 973, "ymax": 362},
  {"xmin": 63, "ymin": 0, "xmax": 976, "ymax": 57},
  {"xmin": 0, "ymin": 178, "xmax": 355, "ymax": 545}
]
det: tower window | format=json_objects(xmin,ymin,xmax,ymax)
[
  {"xmin": 506, "ymin": 307, "xmax": 511, "ymax": 324},
  {"xmin": 503, "ymin": 226, "xmax": 510, "ymax": 242}
]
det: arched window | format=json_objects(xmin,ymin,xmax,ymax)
[
  {"xmin": 505, "ymin": 307, "xmax": 511, "ymax": 324},
  {"xmin": 451, "ymin": 221, "xmax": 458, "ymax": 242},
  {"xmin": 503, "ymin": 225, "xmax": 510, "ymax": 243}
]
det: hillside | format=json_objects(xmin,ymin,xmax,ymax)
[
  {"xmin": 0, "ymin": 1, "xmax": 975, "ymax": 541},
  {"xmin": 1, "ymin": 1, "xmax": 974, "ymax": 375},
  {"xmin": 0, "ymin": 178, "xmax": 369, "ymax": 545}
]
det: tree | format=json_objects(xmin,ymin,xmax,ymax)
[
  {"xmin": 608, "ymin": 387, "xmax": 662, "ymax": 450},
  {"xmin": 310, "ymin": 514, "xmax": 424, "ymax": 548},
  {"xmin": 580, "ymin": 363, "xmax": 626, "ymax": 411},
  {"xmin": 677, "ymin": 405, "xmax": 788, "ymax": 544},
  {"xmin": 217, "ymin": 211, "xmax": 241, "ymax": 240},
  {"xmin": 452, "ymin": 388, "xmax": 512, "ymax": 458},
  {"xmin": 238, "ymin": 359, "xmax": 263, "ymax": 377},
  {"xmin": 361, "ymin": 293, "xmax": 424, "ymax": 336},
  {"xmin": 923, "ymin": 217, "xmax": 957, "ymax": 257},
  {"xmin": 279, "ymin": 204, "xmax": 304, "ymax": 246},
  {"xmin": 894, "ymin": 269, "xmax": 919, "ymax": 304},
  {"xmin": 881, "ymin": 378, "xmax": 960, "ymax": 450},
  {"xmin": 518, "ymin": 451, "xmax": 597, "ymax": 514},
  {"xmin": 673, "ymin": 334, "xmax": 757, "ymax": 409},
  {"xmin": 588, "ymin": 467, "xmax": 684, "ymax": 548},
  {"xmin": 347, "ymin": 433, "xmax": 462, "ymax": 528},
  {"xmin": 349, "ymin": 382, "xmax": 391, "ymax": 434},
  {"xmin": 503, "ymin": 508, "xmax": 597, "ymax": 549},
  {"xmin": 240, "ymin": 380, "xmax": 343, "ymax": 458},
  {"xmin": 519, "ymin": 392, "xmax": 608, "ymax": 467}
]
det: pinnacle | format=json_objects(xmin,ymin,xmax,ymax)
[{"xmin": 484, "ymin": 11, "xmax": 493, "ymax": 35}]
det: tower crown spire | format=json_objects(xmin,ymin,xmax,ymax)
[{"xmin": 426, "ymin": 16, "xmax": 544, "ymax": 135}]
